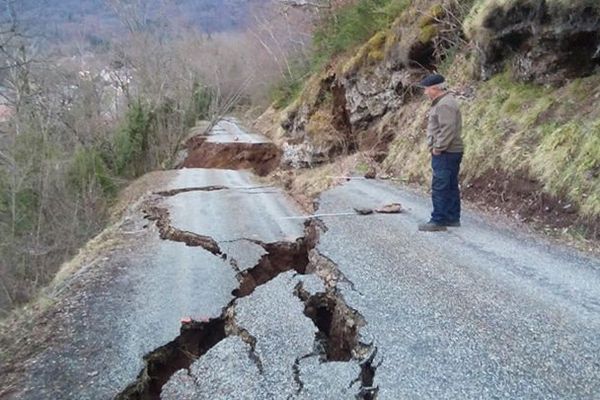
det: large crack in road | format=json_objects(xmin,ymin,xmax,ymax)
[
  {"xmin": 142, "ymin": 204, "xmax": 222, "ymax": 256},
  {"xmin": 112, "ymin": 120, "xmax": 379, "ymax": 399},
  {"xmin": 116, "ymin": 215, "xmax": 378, "ymax": 400}
]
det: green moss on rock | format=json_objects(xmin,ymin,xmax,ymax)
[{"xmin": 418, "ymin": 24, "xmax": 439, "ymax": 43}]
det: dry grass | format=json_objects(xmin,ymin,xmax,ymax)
[
  {"xmin": 383, "ymin": 65, "xmax": 600, "ymax": 220},
  {"xmin": 382, "ymin": 99, "xmax": 431, "ymax": 183},
  {"xmin": 268, "ymin": 154, "xmax": 374, "ymax": 212},
  {"xmin": 341, "ymin": 30, "xmax": 389, "ymax": 75},
  {"xmin": 110, "ymin": 170, "xmax": 176, "ymax": 221},
  {"xmin": 461, "ymin": 71, "xmax": 600, "ymax": 217}
]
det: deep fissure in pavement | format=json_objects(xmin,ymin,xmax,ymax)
[
  {"xmin": 142, "ymin": 205, "xmax": 222, "ymax": 255},
  {"xmin": 116, "ymin": 222, "xmax": 317, "ymax": 399},
  {"xmin": 233, "ymin": 222, "xmax": 318, "ymax": 297},
  {"xmin": 115, "ymin": 316, "xmax": 227, "ymax": 400},
  {"xmin": 294, "ymin": 253, "xmax": 379, "ymax": 399},
  {"xmin": 154, "ymin": 185, "xmax": 229, "ymax": 197},
  {"xmin": 358, "ymin": 348, "xmax": 380, "ymax": 400},
  {"xmin": 295, "ymin": 287, "xmax": 361, "ymax": 362},
  {"xmin": 117, "ymin": 219, "xmax": 378, "ymax": 399}
]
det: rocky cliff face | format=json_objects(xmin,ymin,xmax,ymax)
[
  {"xmin": 468, "ymin": 0, "xmax": 600, "ymax": 84},
  {"xmin": 268, "ymin": 0, "xmax": 600, "ymax": 166}
]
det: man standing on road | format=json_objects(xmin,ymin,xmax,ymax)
[{"xmin": 418, "ymin": 74, "xmax": 464, "ymax": 232}]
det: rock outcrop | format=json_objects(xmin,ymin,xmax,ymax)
[
  {"xmin": 256, "ymin": 0, "xmax": 600, "ymax": 238},
  {"xmin": 271, "ymin": 0, "xmax": 462, "ymax": 167},
  {"xmin": 468, "ymin": 0, "xmax": 600, "ymax": 84}
]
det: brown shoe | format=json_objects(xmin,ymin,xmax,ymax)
[{"xmin": 418, "ymin": 221, "xmax": 447, "ymax": 232}]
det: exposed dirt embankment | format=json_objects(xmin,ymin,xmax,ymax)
[{"xmin": 180, "ymin": 136, "xmax": 281, "ymax": 177}]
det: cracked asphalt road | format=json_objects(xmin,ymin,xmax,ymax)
[
  {"xmin": 162, "ymin": 273, "xmax": 360, "ymax": 400},
  {"xmin": 15, "ymin": 168, "xmax": 311, "ymax": 399},
  {"xmin": 8, "ymin": 121, "xmax": 600, "ymax": 400}
]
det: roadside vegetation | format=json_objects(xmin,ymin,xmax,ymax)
[
  {"xmin": 271, "ymin": 0, "xmax": 412, "ymax": 108},
  {"xmin": 384, "ymin": 0, "xmax": 600, "ymax": 237}
]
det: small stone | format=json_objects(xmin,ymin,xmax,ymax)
[
  {"xmin": 354, "ymin": 207, "xmax": 374, "ymax": 215},
  {"xmin": 364, "ymin": 168, "xmax": 377, "ymax": 179},
  {"xmin": 375, "ymin": 203, "xmax": 403, "ymax": 214}
]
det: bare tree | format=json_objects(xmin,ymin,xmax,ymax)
[{"xmin": 106, "ymin": 0, "xmax": 151, "ymax": 34}]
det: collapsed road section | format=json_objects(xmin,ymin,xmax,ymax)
[
  {"xmin": 178, "ymin": 119, "xmax": 281, "ymax": 176},
  {"xmin": 9, "ymin": 124, "xmax": 380, "ymax": 400}
]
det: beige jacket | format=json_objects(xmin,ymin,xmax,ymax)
[{"xmin": 427, "ymin": 93, "xmax": 464, "ymax": 153}]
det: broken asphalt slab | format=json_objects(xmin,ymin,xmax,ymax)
[
  {"xmin": 11, "ymin": 168, "xmax": 312, "ymax": 400},
  {"xmin": 116, "ymin": 211, "xmax": 373, "ymax": 399},
  {"xmin": 20, "ymin": 236, "xmax": 237, "ymax": 400},
  {"xmin": 161, "ymin": 272, "xmax": 364, "ymax": 400}
]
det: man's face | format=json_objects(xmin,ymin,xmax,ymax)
[{"xmin": 424, "ymin": 85, "xmax": 438, "ymax": 100}]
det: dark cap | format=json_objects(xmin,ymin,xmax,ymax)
[{"xmin": 418, "ymin": 74, "xmax": 445, "ymax": 87}]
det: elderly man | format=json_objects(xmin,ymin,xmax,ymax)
[{"xmin": 418, "ymin": 74, "xmax": 464, "ymax": 232}]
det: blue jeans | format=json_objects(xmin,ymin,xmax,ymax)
[{"xmin": 431, "ymin": 152, "xmax": 463, "ymax": 224}]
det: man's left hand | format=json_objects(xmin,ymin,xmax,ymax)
[{"xmin": 432, "ymin": 149, "xmax": 442, "ymax": 156}]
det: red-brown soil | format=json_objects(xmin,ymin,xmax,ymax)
[
  {"xmin": 463, "ymin": 170, "xmax": 600, "ymax": 241},
  {"xmin": 180, "ymin": 137, "xmax": 281, "ymax": 177}
]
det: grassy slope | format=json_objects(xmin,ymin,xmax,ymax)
[{"xmin": 385, "ymin": 55, "xmax": 600, "ymax": 217}]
